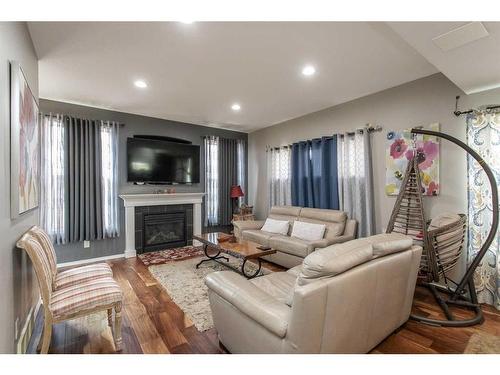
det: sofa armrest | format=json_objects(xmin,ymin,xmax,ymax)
[
  {"xmin": 309, "ymin": 234, "xmax": 355, "ymax": 252},
  {"xmin": 233, "ymin": 220, "xmax": 265, "ymax": 238},
  {"xmin": 205, "ymin": 271, "xmax": 291, "ymax": 338},
  {"xmin": 233, "ymin": 220, "xmax": 265, "ymax": 231}
]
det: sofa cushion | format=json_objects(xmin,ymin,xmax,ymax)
[
  {"xmin": 242, "ymin": 230, "xmax": 274, "ymax": 246},
  {"xmin": 428, "ymin": 213, "xmax": 461, "ymax": 230},
  {"xmin": 365, "ymin": 233, "xmax": 413, "ymax": 258},
  {"xmin": 268, "ymin": 206, "xmax": 302, "ymax": 234},
  {"xmin": 250, "ymin": 272, "xmax": 296, "ymax": 306},
  {"xmin": 269, "ymin": 235, "xmax": 311, "ymax": 258},
  {"xmin": 291, "ymin": 221, "xmax": 326, "ymax": 241},
  {"xmin": 261, "ymin": 218, "xmax": 290, "ymax": 235},
  {"xmin": 297, "ymin": 240, "xmax": 373, "ymax": 286},
  {"xmin": 298, "ymin": 208, "xmax": 347, "ymax": 239}
]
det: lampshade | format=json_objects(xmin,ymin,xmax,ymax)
[{"xmin": 230, "ymin": 185, "xmax": 244, "ymax": 198}]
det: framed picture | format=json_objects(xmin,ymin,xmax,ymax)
[
  {"xmin": 385, "ymin": 122, "xmax": 440, "ymax": 196},
  {"xmin": 10, "ymin": 61, "xmax": 39, "ymax": 218}
]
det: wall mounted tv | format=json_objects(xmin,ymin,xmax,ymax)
[{"xmin": 127, "ymin": 137, "xmax": 200, "ymax": 184}]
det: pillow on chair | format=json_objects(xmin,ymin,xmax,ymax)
[{"xmin": 261, "ymin": 218, "xmax": 290, "ymax": 235}]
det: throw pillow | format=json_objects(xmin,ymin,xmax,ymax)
[
  {"xmin": 291, "ymin": 221, "xmax": 326, "ymax": 241},
  {"xmin": 261, "ymin": 218, "xmax": 289, "ymax": 235}
]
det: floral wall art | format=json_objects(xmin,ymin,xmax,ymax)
[
  {"xmin": 385, "ymin": 123, "xmax": 440, "ymax": 196},
  {"xmin": 10, "ymin": 61, "xmax": 39, "ymax": 217}
]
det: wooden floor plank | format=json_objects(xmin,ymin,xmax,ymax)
[{"xmin": 28, "ymin": 257, "xmax": 500, "ymax": 354}]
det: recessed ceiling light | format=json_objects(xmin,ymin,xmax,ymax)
[
  {"xmin": 179, "ymin": 20, "xmax": 194, "ymax": 24},
  {"xmin": 231, "ymin": 103, "xmax": 241, "ymax": 111},
  {"xmin": 134, "ymin": 80, "xmax": 148, "ymax": 89},
  {"xmin": 302, "ymin": 65, "xmax": 316, "ymax": 76}
]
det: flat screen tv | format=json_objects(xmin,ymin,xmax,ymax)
[{"xmin": 127, "ymin": 137, "xmax": 200, "ymax": 184}]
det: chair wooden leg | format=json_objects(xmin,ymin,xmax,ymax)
[
  {"xmin": 114, "ymin": 303, "xmax": 122, "ymax": 352},
  {"xmin": 107, "ymin": 308, "xmax": 113, "ymax": 327},
  {"xmin": 40, "ymin": 319, "xmax": 52, "ymax": 354}
]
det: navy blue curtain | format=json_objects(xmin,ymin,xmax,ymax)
[
  {"xmin": 291, "ymin": 136, "xmax": 339, "ymax": 209},
  {"xmin": 291, "ymin": 141, "xmax": 313, "ymax": 207}
]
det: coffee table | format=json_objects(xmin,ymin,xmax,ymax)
[{"xmin": 193, "ymin": 232, "xmax": 276, "ymax": 279}]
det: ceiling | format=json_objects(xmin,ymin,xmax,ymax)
[
  {"xmin": 388, "ymin": 22, "xmax": 500, "ymax": 95},
  {"xmin": 28, "ymin": 22, "xmax": 499, "ymax": 133}
]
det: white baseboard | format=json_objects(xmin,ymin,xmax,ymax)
[
  {"xmin": 57, "ymin": 253, "xmax": 125, "ymax": 269},
  {"xmin": 16, "ymin": 298, "xmax": 42, "ymax": 354}
]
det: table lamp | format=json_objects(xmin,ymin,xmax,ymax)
[{"xmin": 230, "ymin": 185, "xmax": 244, "ymax": 214}]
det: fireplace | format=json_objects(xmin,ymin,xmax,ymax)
[
  {"xmin": 143, "ymin": 213, "xmax": 186, "ymax": 251},
  {"xmin": 134, "ymin": 204, "xmax": 193, "ymax": 254}
]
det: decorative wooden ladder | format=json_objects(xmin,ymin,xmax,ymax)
[{"xmin": 386, "ymin": 157, "xmax": 437, "ymax": 281}]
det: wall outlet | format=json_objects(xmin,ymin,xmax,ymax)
[
  {"xmin": 14, "ymin": 317, "xmax": 19, "ymax": 340},
  {"xmin": 83, "ymin": 240, "xmax": 90, "ymax": 248}
]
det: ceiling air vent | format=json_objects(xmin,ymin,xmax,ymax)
[{"xmin": 432, "ymin": 22, "xmax": 489, "ymax": 52}]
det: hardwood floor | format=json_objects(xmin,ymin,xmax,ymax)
[{"xmin": 28, "ymin": 257, "xmax": 500, "ymax": 354}]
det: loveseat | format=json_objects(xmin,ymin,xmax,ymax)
[
  {"xmin": 205, "ymin": 233, "xmax": 422, "ymax": 353},
  {"xmin": 233, "ymin": 205, "xmax": 357, "ymax": 268}
]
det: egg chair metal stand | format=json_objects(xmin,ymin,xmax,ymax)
[{"xmin": 388, "ymin": 128, "xmax": 499, "ymax": 327}]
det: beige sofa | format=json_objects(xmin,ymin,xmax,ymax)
[
  {"xmin": 233, "ymin": 205, "xmax": 357, "ymax": 268},
  {"xmin": 205, "ymin": 233, "xmax": 422, "ymax": 353}
]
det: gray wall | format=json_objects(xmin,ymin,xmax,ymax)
[
  {"xmin": 0, "ymin": 22, "xmax": 39, "ymax": 353},
  {"xmin": 248, "ymin": 73, "xmax": 500, "ymax": 279},
  {"xmin": 40, "ymin": 99, "xmax": 248, "ymax": 263}
]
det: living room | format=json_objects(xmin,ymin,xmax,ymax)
[{"xmin": 2, "ymin": 0, "xmax": 500, "ymax": 372}]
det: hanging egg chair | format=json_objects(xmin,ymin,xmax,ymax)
[{"xmin": 386, "ymin": 128, "xmax": 499, "ymax": 327}]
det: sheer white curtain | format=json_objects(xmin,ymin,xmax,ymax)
[
  {"xmin": 204, "ymin": 136, "xmax": 219, "ymax": 226},
  {"xmin": 267, "ymin": 146, "xmax": 292, "ymax": 208},
  {"xmin": 337, "ymin": 131, "xmax": 375, "ymax": 237},
  {"xmin": 100, "ymin": 121, "xmax": 120, "ymax": 238},
  {"xmin": 40, "ymin": 114, "xmax": 66, "ymax": 244},
  {"xmin": 237, "ymin": 139, "xmax": 247, "ymax": 205}
]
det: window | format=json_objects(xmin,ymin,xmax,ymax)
[
  {"xmin": 204, "ymin": 136, "xmax": 246, "ymax": 226},
  {"xmin": 40, "ymin": 114, "xmax": 65, "ymax": 244},
  {"xmin": 267, "ymin": 146, "xmax": 292, "ymax": 207},
  {"xmin": 40, "ymin": 115, "xmax": 119, "ymax": 243},
  {"xmin": 204, "ymin": 136, "xmax": 219, "ymax": 226},
  {"xmin": 100, "ymin": 121, "xmax": 119, "ymax": 237}
]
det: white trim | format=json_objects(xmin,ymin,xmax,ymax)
[
  {"xmin": 119, "ymin": 192, "xmax": 205, "ymax": 207},
  {"xmin": 57, "ymin": 253, "xmax": 124, "ymax": 269},
  {"xmin": 16, "ymin": 298, "xmax": 42, "ymax": 354},
  {"xmin": 119, "ymin": 193, "xmax": 205, "ymax": 258}
]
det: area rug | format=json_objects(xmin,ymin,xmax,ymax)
[
  {"xmin": 138, "ymin": 245, "xmax": 204, "ymax": 266},
  {"xmin": 464, "ymin": 332, "xmax": 500, "ymax": 354},
  {"xmin": 148, "ymin": 256, "xmax": 266, "ymax": 331}
]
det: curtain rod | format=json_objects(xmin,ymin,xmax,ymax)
[
  {"xmin": 265, "ymin": 124, "xmax": 383, "ymax": 150},
  {"xmin": 453, "ymin": 95, "xmax": 500, "ymax": 117},
  {"xmin": 41, "ymin": 112, "xmax": 125, "ymax": 126}
]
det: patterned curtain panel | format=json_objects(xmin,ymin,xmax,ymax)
[
  {"xmin": 467, "ymin": 112, "xmax": 500, "ymax": 309},
  {"xmin": 267, "ymin": 146, "xmax": 292, "ymax": 208},
  {"xmin": 337, "ymin": 131, "xmax": 375, "ymax": 237}
]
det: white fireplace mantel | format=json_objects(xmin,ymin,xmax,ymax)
[{"xmin": 119, "ymin": 193, "xmax": 205, "ymax": 258}]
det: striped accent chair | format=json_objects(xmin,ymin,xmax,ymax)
[{"xmin": 17, "ymin": 227, "xmax": 123, "ymax": 353}]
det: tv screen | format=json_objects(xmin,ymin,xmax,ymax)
[{"xmin": 127, "ymin": 137, "xmax": 200, "ymax": 184}]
